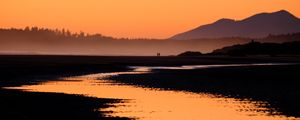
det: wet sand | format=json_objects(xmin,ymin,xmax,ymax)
[
  {"xmin": 6, "ymin": 66, "xmax": 300, "ymax": 120},
  {"xmin": 109, "ymin": 64, "xmax": 300, "ymax": 117},
  {"xmin": 0, "ymin": 89, "xmax": 129, "ymax": 120},
  {"xmin": 1, "ymin": 55, "xmax": 300, "ymax": 119},
  {"xmin": 0, "ymin": 55, "xmax": 131, "ymax": 120}
]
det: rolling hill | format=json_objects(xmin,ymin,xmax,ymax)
[{"xmin": 171, "ymin": 10, "xmax": 300, "ymax": 40}]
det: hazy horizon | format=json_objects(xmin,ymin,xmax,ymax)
[
  {"xmin": 0, "ymin": 27, "xmax": 250, "ymax": 56},
  {"xmin": 1, "ymin": 1, "xmax": 300, "ymax": 56}
]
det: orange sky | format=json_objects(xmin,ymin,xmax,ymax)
[{"xmin": 1, "ymin": 0, "xmax": 300, "ymax": 39}]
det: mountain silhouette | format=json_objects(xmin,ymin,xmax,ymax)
[{"xmin": 171, "ymin": 10, "xmax": 300, "ymax": 40}]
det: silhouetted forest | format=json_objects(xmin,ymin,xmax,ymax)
[
  {"xmin": 175, "ymin": 33, "xmax": 300, "ymax": 56},
  {"xmin": 0, "ymin": 27, "xmax": 249, "ymax": 55},
  {"xmin": 259, "ymin": 33, "xmax": 300, "ymax": 42},
  {"xmin": 177, "ymin": 51, "xmax": 202, "ymax": 56},
  {"xmin": 212, "ymin": 40, "xmax": 300, "ymax": 56},
  {"xmin": 0, "ymin": 27, "xmax": 131, "ymax": 41},
  {"xmin": 0, "ymin": 27, "xmax": 166, "ymax": 40},
  {"xmin": 2, "ymin": 27, "xmax": 299, "ymax": 42},
  {"xmin": 1, "ymin": 27, "xmax": 300, "ymax": 56}
]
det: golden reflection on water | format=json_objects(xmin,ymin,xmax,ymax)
[{"xmin": 6, "ymin": 71, "xmax": 299, "ymax": 120}]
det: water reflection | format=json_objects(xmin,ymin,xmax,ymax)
[
  {"xmin": 5, "ymin": 64, "xmax": 300, "ymax": 120},
  {"xmin": 129, "ymin": 63, "xmax": 297, "ymax": 70}
]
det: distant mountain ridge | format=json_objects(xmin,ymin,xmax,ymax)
[
  {"xmin": 171, "ymin": 10, "xmax": 300, "ymax": 40},
  {"xmin": 1, "ymin": 26, "xmax": 300, "ymax": 56}
]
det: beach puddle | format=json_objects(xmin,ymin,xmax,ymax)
[{"xmin": 5, "ymin": 63, "xmax": 299, "ymax": 120}]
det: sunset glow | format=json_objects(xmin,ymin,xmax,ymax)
[
  {"xmin": 1, "ymin": 0, "xmax": 300, "ymax": 38},
  {"xmin": 6, "ymin": 71, "xmax": 293, "ymax": 120},
  {"xmin": 1, "ymin": 1, "xmax": 300, "ymax": 119}
]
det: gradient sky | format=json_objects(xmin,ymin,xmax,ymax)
[{"xmin": 1, "ymin": 0, "xmax": 300, "ymax": 39}]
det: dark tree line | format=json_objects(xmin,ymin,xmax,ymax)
[
  {"xmin": 0, "ymin": 27, "xmax": 115, "ymax": 41},
  {"xmin": 0, "ymin": 27, "xmax": 160, "ymax": 42},
  {"xmin": 176, "ymin": 32, "xmax": 300, "ymax": 57},
  {"xmin": 212, "ymin": 40, "xmax": 300, "ymax": 56},
  {"xmin": 262, "ymin": 33, "xmax": 300, "ymax": 42}
]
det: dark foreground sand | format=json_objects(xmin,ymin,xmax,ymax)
[
  {"xmin": 0, "ymin": 55, "xmax": 300, "ymax": 119},
  {"xmin": 0, "ymin": 89, "xmax": 129, "ymax": 120},
  {"xmin": 0, "ymin": 55, "xmax": 131, "ymax": 120}
]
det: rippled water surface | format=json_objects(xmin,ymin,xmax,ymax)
[{"xmin": 6, "ymin": 63, "xmax": 299, "ymax": 120}]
